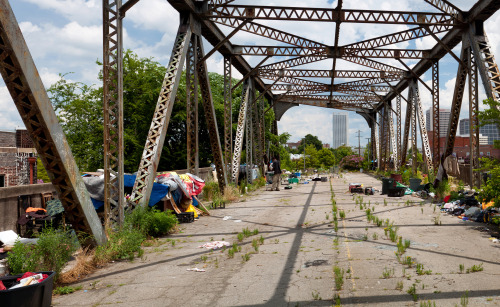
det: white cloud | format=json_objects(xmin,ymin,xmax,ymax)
[{"xmin": 21, "ymin": 0, "xmax": 100, "ymax": 24}]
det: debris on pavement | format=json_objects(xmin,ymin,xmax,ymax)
[
  {"xmin": 198, "ymin": 241, "xmax": 231, "ymax": 250},
  {"xmin": 186, "ymin": 268, "xmax": 206, "ymax": 272}
]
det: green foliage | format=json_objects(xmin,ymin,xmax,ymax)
[
  {"xmin": 478, "ymin": 158, "xmax": 500, "ymax": 206},
  {"xmin": 36, "ymin": 158, "xmax": 50, "ymax": 183},
  {"xmin": 7, "ymin": 228, "xmax": 78, "ymax": 279},
  {"xmin": 7, "ymin": 241, "xmax": 39, "ymax": 274},
  {"xmin": 297, "ymin": 134, "xmax": 323, "ymax": 152},
  {"xmin": 53, "ymin": 286, "xmax": 82, "ymax": 295},
  {"xmin": 48, "ymin": 50, "xmax": 255, "ymax": 172},
  {"xmin": 333, "ymin": 266, "xmax": 345, "ymax": 290},
  {"xmin": 95, "ymin": 228, "xmax": 146, "ymax": 262},
  {"xmin": 125, "ymin": 206, "xmax": 178, "ymax": 237}
]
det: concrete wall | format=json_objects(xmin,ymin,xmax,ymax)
[{"xmin": 0, "ymin": 183, "xmax": 56, "ymax": 232}]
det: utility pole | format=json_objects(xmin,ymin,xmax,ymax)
[
  {"xmin": 303, "ymin": 138, "xmax": 306, "ymax": 173},
  {"xmin": 356, "ymin": 130, "xmax": 362, "ymax": 156},
  {"xmin": 366, "ymin": 137, "xmax": 371, "ymax": 169}
]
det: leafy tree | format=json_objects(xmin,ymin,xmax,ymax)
[
  {"xmin": 332, "ymin": 145, "xmax": 354, "ymax": 163},
  {"xmin": 298, "ymin": 134, "xmax": 322, "ymax": 152},
  {"xmin": 318, "ymin": 148, "xmax": 336, "ymax": 168},
  {"xmin": 478, "ymin": 98, "xmax": 500, "ymax": 148},
  {"xmin": 48, "ymin": 50, "xmax": 261, "ymax": 173}
]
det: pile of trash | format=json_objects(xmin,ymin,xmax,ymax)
[
  {"xmin": 437, "ymin": 190, "xmax": 500, "ymax": 223},
  {"xmin": 0, "ymin": 272, "xmax": 49, "ymax": 291},
  {"xmin": 82, "ymin": 170, "xmax": 207, "ymax": 222}
]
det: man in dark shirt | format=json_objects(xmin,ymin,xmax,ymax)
[{"xmin": 271, "ymin": 157, "xmax": 282, "ymax": 191}]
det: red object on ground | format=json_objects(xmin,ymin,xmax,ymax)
[
  {"xmin": 0, "ymin": 280, "xmax": 6, "ymax": 291},
  {"xmin": 443, "ymin": 195, "xmax": 451, "ymax": 203},
  {"xmin": 16, "ymin": 272, "xmax": 48, "ymax": 283}
]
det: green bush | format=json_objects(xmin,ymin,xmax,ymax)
[
  {"xmin": 125, "ymin": 206, "xmax": 178, "ymax": 237},
  {"xmin": 7, "ymin": 228, "xmax": 77, "ymax": 278},
  {"xmin": 7, "ymin": 241, "xmax": 39, "ymax": 274},
  {"xmin": 36, "ymin": 228, "xmax": 78, "ymax": 278},
  {"xmin": 94, "ymin": 228, "xmax": 146, "ymax": 262}
]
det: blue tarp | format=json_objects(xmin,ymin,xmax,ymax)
[{"xmin": 91, "ymin": 174, "xmax": 169, "ymax": 209}]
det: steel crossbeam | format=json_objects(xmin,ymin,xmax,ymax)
[
  {"xmin": 234, "ymin": 45, "xmax": 430, "ymax": 59},
  {"xmin": 131, "ymin": 20, "xmax": 192, "ymax": 207},
  {"xmin": 432, "ymin": 61, "xmax": 440, "ymax": 170},
  {"xmin": 259, "ymin": 69, "xmax": 404, "ymax": 79},
  {"xmin": 424, "ymin": 0, "xmax": 462, "ymax": 21},
  {"xmin": 208, "ymin": 6, "xmax": 454, "ymax": 26},
  {"xmin": 396, "ymin": 96, "xmax": 401, "ymax": 166},
  {"xmin": 223, "ymin": 56, "xmax": 232, "ymax": 173},
  {"xmin": 231, "ymin": 82, "xmax": 250, "ymax": 183},
  {"xmin": 0, "ymin": 0, "xmax": 106, "ymax": 244},
  {"xmin": 412, "ymin": 81, "xmax": 434, "ymax": 173},
  {"xmin": 103, "ymin": 0, "xmax": 125, "ymax": 228}
]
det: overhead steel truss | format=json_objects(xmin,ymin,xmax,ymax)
[{"xmin": 2, "ymin": 0, "xmax": 500, "ymax": 244}]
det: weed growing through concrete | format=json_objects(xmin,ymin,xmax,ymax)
[
  {"xmin": 241, "ymin": 253, "xmax": 251, "ymax": 262},
  {"xmin": 252, "ymin": 239, "xmax": 260, "ymax": 252},
  {"xmin": 333, "ymin": 266, "xmax": 345, "ymax": 290},
  {"xmin": 237, "ymin": 233, "xmax": 244, "ymax": 242},
  {"xmin": 259, "ymin": 235, "xmax": 265, "ymax": 245},
  {"xmin": 384, "ymin": 199, "xmax": 388, "ymax": 206},
  {"xmin": 201, "ymin": 255, "xmax": 208, "ymax": 262},
  {"xmin": 362, "ymin": 234, "xmax": 368, "ymax": 241},
  {"xmin": 416, "ymin": 263, "xmax": 432, "ymax": 275},
  {"xmin": 53, "ymin": 286, "xmax": 83, "ymax": 295},
  {"xmin": 389, "ymin": 227, "xmax": 398, "ymax": 242},
  {"xmin": 372, "ymin": 233, "xmax": 379, "ymax": 240},
  {"xmin": 460, "ymin": 290, "xmax": 469, "ymax": 307},
  {"xmin": 407, "ymin": 283, "xmax": 418, "ymax": 301},
  {"xmin": 381, "ymin": 267, "xmax": 395, "ymax": 279},
  {"xmin": 311, "ymin": 290, "xmax": 321, "ymax": 300},
  {"xmin": 434, "ymin": 205, "xmax": 436, "ymax": 213},
  {"xmin": 274, "ymin": 239, "xmax": 279, "ymax": 244},
  {"xmin": 339, "ymin": 210, "xmax": 346, "ymax": 219},
  {"xmin": 459, "ymin": 264, "xmax": 465, "ymax": 273},
  {"xmin": 466, "ymin": 263, "xmax": 483, "ymax": 273},
  {"xmin": 395, "ymin": 281, "xmax": 404, "ymax": 291},
  {"xmin": 420, "ymin": 301, "xmax": 436, "ymax": 307},
  {"xmin": 333, "ymin": 237, "xmax": 339, "ymax": 246},
  {"xmin": 334, "ymin": 294, "xmax": 341, "ymax": 306},
  {"xmin": 421, "ymin": 208, "xmax": 424, "ymax": 214}
]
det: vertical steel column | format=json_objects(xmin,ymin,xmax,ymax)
[
  {"xmin": 195, "ymin": 34, "xmax": 228, "ymax": 191},
  {"xmin": 223, "ymin": 56, "xmax": 232, "ymax": 173},
  {"xmin": 389, "ymin": 104, "xmax": 398, "ymax": 171},
  {"xmin": 432, "ymin": 61, "xmax": 440, "ymax": 170},
  {"xmin": 246, "ymin": 79, "xmax": 254, "ymax": 184},
  {"xmin": 231, "ymin": 82, "xmax": 250, "ymax": 183},
  {"xmin": 103, "ymin": 0, "xmax": 124, "ymax": 228},
  {"xmin": 413, "ymin": 81, "xmax": 434, "ymax": 173},
  {"xmin": 396, "ymin": 95, "xmax": 401, "ymax": 167},
  {"xmin": 444, "ymin": 46, "xmax": 468, "ymax": 158},
  {"xmin": 0, "ymin": 0, "xmax": 105, "ymax": 244},
  {"xmin": 186, "ymin": 36, "xmax": 199, "ymax": 175},
  {"xmin": 260, "ymin": 97, "xmax": 266, "ymax": 174},
  {"xmin": 468, "ymin": 48, "xmax": 481, "ymax": 188},
  {"xmin": 252, "ymin": 92, "xmax": 259, "ymax": 167},
  {"xmin": 401, "ymin": 85, "xmax": 413, "ymax": 168},
  {"xmin": 131, "ymin": 19, "xmax": 192, "ymax": 207},
  {"xmin": 371, "ymin": 117, "xmax": 377, "ymax": 170},
  {"xmin": 375, "ymin": 114, "xmax": 380, "ymax": 169},
  {"xmin": 411, "ymin": 86, "xmax": 417, "ymax": 175},
  {"xmin": 381, "ymin": 103, "xmax": 390, "ymax": 171}
]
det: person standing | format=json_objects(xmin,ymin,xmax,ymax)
[{"xmin": 271, "ymin": 156, "xmax": 282, "ymax": 191}]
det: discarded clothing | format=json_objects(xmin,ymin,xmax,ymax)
[
  {"xmin": 199, "ymin": 241, "xmax": 230, "ymax": 250},
  {"xmin": 444, "ymin": 155, "xmax": 460, "ymax": 177}
]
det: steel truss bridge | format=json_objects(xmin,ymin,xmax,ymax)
[{"xmin": 0, "ymin": 0, "xmax": 499, "ymax": 243}]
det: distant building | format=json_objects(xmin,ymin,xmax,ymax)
[
  {"xmin": 426, "ymin": 108, "xmax": 451, "ymax": 137},
  {"xmin": 0, "ymin": 129, "xmax": 37, "ymax": 187},
  {"xmin": 428, "ymin": 133, "xmax": 500, "ymax": 160},
  {"xmin": 332, "ymin": 112, "xmax": 348, "ymax": 149},
  {"xmin": 286, "ymin": 141, "xmax": 302, "ymax": 150},
  {"xmin": 322, "ymin": 144, "xmax": 331, "ymax": 149},
  {"xmin": 459, "ymin": 118, "xmax": 500, "ymax": 145}
]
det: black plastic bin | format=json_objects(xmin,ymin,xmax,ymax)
[
  {"xmin": 0, "ymin": 271, "xmax": 55, "ymax": 307},
  {"xmin": 381, "ymin": 178, "xmax": 394, "ymax": 195}
]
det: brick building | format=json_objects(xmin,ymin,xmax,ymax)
[
  {"xmin": 0, "ymin": 129, "xmax": 37, "ymax": 187},
  {"xmin": 427, "ymin": 132, "xmax": 500, "ymax": 161}
]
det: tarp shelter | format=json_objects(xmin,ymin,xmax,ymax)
[{"xmin": 90, "ymin": 174, "xmax": 169, "ymax": 209}]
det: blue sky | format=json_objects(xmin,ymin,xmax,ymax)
[{"xmin": 2, "ymin": 0, "xmax": 500, "ymax": 150}]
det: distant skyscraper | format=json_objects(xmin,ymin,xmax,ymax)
[
  {"xmin": 332, "ymin": 112, "xmax": 348, "ymax": 149},
  {"xmin": 459, "ymin": 118, "xmax": 500, "ymax": 145},
  {"xmin": 426, "ymin": 108, "xmax": 451, "ymax": 137}
]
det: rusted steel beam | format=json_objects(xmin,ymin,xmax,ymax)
[
  {"xmin": 0, "ymin": 0, "xmax": 106, "ymax": 244},
  {"xmin": 131, "ymin": 18, "xmax": 192, "ymax": 207},
  {"xmin": 103, "ymin": 0, "xmax": 125, "ymax": 229},
  {"xmin": 259, "ymin": 69, "xmax": 404, "ymax": 79},
  {"xmin": 208, "ymin": 6, "xmax": 454, "ymax": 26}
]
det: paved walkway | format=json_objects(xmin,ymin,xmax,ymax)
[{"xmin": 53, "ymin": 173, "xmax": 500, "ymax": 306}]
